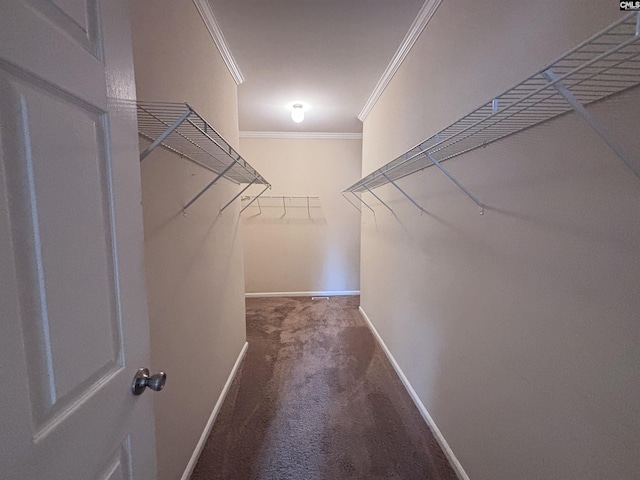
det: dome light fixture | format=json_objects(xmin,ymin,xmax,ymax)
[{"xmin": 291, "ymin": 103, "xmax": 305, "ymax": 123}]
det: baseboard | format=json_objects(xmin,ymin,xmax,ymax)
[
  {"xmin": 181, "ymin": 341, "xmax": 249, "ymax": 480},
  {"xmin": 245, "ymin": 290, "xmax": 360, "ymax": 298},
  {"xmin": 358, "ymin": 307, "xmax": 470, "ymax": 480}
]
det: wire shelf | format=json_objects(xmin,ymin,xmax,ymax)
[
  {"xmin": 240, "ymin": 195, "xmax": 321, "ymax": 216},
  {"xmin": 241, "ymin": 195, "xmax": 321, "ymax": 203},
  {"xmin": 345, "ymin": 13, "xmax": 640, "ymax": 194},
  {"xmin": 136, "ymin": 101, "xmax": 269, "ymax": 186}
]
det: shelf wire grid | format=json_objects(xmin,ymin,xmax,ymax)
[
  {"xmin": 136, "ymin": 101, "xmax": 269, "ymax": 186},
  {"xmin": 240, "ymin": 195, "xmax": 321, "ymax": 216},
  {"xmin": 345, "ymin": 13, "xmax": 640, "ymax": 193},
  {"xmin": 241, "ymin": 195, "xmax": 321, "ymax": 205}
]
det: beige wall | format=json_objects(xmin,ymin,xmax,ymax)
[
  {"xmin": 361, "ymin": 1, "xmax": 640, "ymax": 479},
  {"xmin": 130, "ymin": 2, "xmax": 246, "ymax": 480},
  {"xmin": 240, "ymin": 137, "xmax": 361, "ymax": 294}
]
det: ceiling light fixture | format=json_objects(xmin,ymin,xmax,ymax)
[{"xmin": 291, "ymin": 103, "xmax": 304, "ymax": 123}]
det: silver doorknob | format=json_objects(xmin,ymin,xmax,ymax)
[{"xmin": 132, "ymin": 368, "xmax": 167, "ymax": 395}]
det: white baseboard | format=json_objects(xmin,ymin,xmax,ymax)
[
  {"xmin": 358, "ymin": 306, "xmax": 470, "ymax": 480},
  {"xmin": 245, "ymin": 290, "xmax": 360, "ymax": 298},
  {"xmin": 181, "ymin": 341, "xmax": 249, "ymax": 480}
]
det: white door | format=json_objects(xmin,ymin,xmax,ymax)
[{"xmin": 0, "ymin": 1, "xmax": 158, "ymax": 479}]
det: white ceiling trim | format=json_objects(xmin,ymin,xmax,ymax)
[
  {"xmin": 193, "ymin": 0, "xmax": 245, "ymax": 85},
  {"xmin": 240, "ymin": 131, "xmax": 363, "ymax": 140},
  {"xmin": 357, "ymin": 0, "xmax": 442, "ymax": 122}
]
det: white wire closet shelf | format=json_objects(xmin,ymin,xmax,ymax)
[
  {"xmin": 344, "ymin": 13, "xmax": 640, "ymax": 212},
  {"xmin": 136, "ymin": 101, "xmax": 270, "ymax": 212},
  {"xmin": 240, "ymin": 195, "xmax": 321, "ymax": 216}
]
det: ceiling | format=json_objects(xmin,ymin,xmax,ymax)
[{"xmin": 207, "ymin": 0, "xmax": 425, "ymax": 133}]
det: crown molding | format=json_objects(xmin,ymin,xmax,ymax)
[
  {"xmin": 240, "ymin": 131, "xmax": 363, "ymax": 140},
  {"xmin": 358, "ymin": 0, "xmax": 442, "ymax": 122},
  {"xmin": 193, "ymin": 0, "xmax": 245, "ymax": 85}
]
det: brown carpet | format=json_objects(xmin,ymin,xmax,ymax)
[{"xmin": 191, "ymin": 296, "xmax": 458, "ymax": 480}]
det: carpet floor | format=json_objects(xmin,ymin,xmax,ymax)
[{"xmin": 191, "ymin": 296, "xmax": 458, "ymax": 479}]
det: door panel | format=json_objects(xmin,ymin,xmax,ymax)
[
  {"xmin": 98, "ymin": 437, "xmax": 134, "ymax": 480},
  {"xmin": 27, "ymin": 0, "xmax": 102, "ymax": 59},
  {"xmin": 0, "ymin": 0, "xmax": 106, "ymax": 107},
  {"xmin": 2, "ymin": 70, "xmax": 123, "ymax": 429},
  {"xmin": 50, "ymin": 0, "xmax": 94, "ymax": 35},
  {"xmin": 0, "ymin": 0, "xmax": 157, "ymax": 478}
]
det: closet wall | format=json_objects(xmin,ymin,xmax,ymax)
[
  {"xmin": 240, "ymin": 137, "xmax": 361, "ymax": 295},
  {"xmin": 130, "ymin": 2, "xmax": 246, "ymax": 480},
  {"xmin": 360, "ymin": 1, "xmax": 640, "ymax": 479}
]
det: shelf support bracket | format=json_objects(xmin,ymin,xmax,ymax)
[
  {"xmin": 543, "ymin": 68, "xmax": 640, "ymax": 181},
  {"xmin": 364, "ymin": 185, "xmax": 394, "ymax": 213},
  {"xmin": 140, "ymin": 108, "xmax": 192, "ymax": 161},
  {"xmin": 183, "ymin": 161, "xmax": 237, "ymax": 214},
  {"xmin": 342, "ymin": 192, "xmax": 361, "ymax": 213},
  {"xmin": 381, "ymin": 172, "xmax": 426, "ymax": 214},
  {"xmin": 219, "ymin": 179, "xmax": 257, "ymax": 214},
  {"xmin": 240, "ymin": 185, "xmax": 270, "ymax": 214},
  {"xmin": 420, "ymin": 148, "xmax": 484, "ymax": 214},
  {"xmin": 351, "ymin": 192, "xmax": 375, "ymax": 213}
]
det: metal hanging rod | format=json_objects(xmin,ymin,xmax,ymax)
[
  {"xmin": 421, "ymin": 148, "xmax": 484, "ymax": 215},
  {"xmin": 136, "ymin": 101, "xmax": 270, "ymax": 213},
  {"xmin": 543, "ymin": 68, "xmax": 640, "ymax": 179},
  {"xmin": 219, "ymin": 179, "xmax": 256, "ymax": 214},
  {"xmin": 342, "ymin": 192, "xmax": 361, "ymax": 213},
  {"xmin": 364, "ymin": 185, "xmax": 394, "ymax": 214},
  {"xmin": 382, "ymin": 173, "xmax": 425, "ymax": 214},
  {"xmin": 343, "ymin": 13, "xmax": 640, "ymax": 210},
  {"xmin": 350, "ymin": 192, "xmax": 375, "ymax": 214},
  {"xmin": 240, "ymin": 186, "xmax": 270, "ymax": 214}
]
